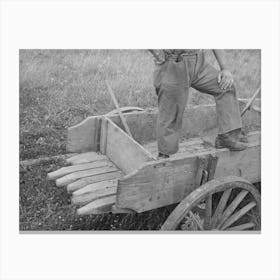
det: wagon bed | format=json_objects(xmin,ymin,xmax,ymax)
[{"xmin": 47, "ymin": 99, "xmax": 261, "ymax": 230}]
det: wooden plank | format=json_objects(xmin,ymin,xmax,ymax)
[
  {"xmin": 47, "ymin": 159, "xmax": 113, "ymax": 180},
  {"xmin": 71, "ymin": 183, "xmax": 117, "ymax": 206},
  {"xmin": 144, "ymin": 138, "xmax": 204, "ymax": 155},
  {"xmin": 67, "ymin": 116, "xmax": 101, "ymax": 153},
  {"xmin": 102, "ymin": 117, "xmax": 155, "ymax": 174},
  {"xmin": 116, "ymin": 131, "xmax": 260, "ymax": 213},
  {"xmin": 77, "ymin": 195, "xmax": 116, "ymax": 215},
  {"xmin": 99, "ymin": 117, "xmax": 108, "ymax": 155},
  {"xmin": 66, "ymin": 152, "xmax": 107, "ymax": 165},
  {"xmin": 67, "ymin": 170, "xmax": 124, "ymax": 192},
  {"xmin": 55, "ymin": 165, "xmax": 118, "ymax": 187},
  {"xmin": 72, "ymin": 179, "xmax": 118, "ymax": 196},
  {"xmin": 116, "ymin": 157, "xmax": 199, "ymax": 212}
]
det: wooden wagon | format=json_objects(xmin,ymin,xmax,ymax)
[{"xmin": 47, "ymin": 98, "xmax": 261, "ymax": 231}]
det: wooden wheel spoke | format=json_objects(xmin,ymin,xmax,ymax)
[
  {"xmin": 226, "ymin": 222, "xmax": 255, "ymax": 231},
  {"xmin": 221, "ymin": 201, "xmax": 256, "ymax": 230},
  {"xmin": 210, "ymin": 188, "xmax": 232, "ymax": 228},
  {"xmin": 204, "ymin": 195, "xmax": 212, "ymax": 230},
  {"xmin": 216, "ymin": 190, "xmax": 249, "ymax": 229}
]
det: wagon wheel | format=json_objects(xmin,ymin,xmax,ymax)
[{"xmin": 161, "ymin": 176, "xmax": 261, "ymax": 231}]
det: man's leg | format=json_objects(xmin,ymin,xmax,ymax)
[
  {"xmin": 154, "ymin": 60, "xmax": 189, "ymax": 156},
  {"xmin": 191, "ymin": 60, "xmax": 246, "ymax": 150},
  {"xmin": 157, "ymin": 85, "xmax": 189, "ymax": 155}
]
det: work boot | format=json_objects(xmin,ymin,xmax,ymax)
[
  {"xmin": 238, "ymin": 130, "xmax": 248, "ymax": 143},
  {"xmin": 158, "ymin": 152, "xmax": 170, "ymax": 159},
  {"xmin": 215, "ymin": 131, "xmax": 247, "ymax": 151},
  {"xmin": 228, "ymin": 128, "xmax": 248, "ymax": 143}
]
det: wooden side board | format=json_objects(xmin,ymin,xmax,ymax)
[
  {"xmin": 100, "ymin": 117, "xmax": 155, "ymax": 174},
  {"xmin": 116, "ymin": 131, "xmax": 260, "ymax": 213},
  {"xmin": 67, "ymin": 116, "xmax": 101, "ymax": 152},
  {"xmin": 66, "ymin": 99, "xmax": 261, "ymax": 152}
]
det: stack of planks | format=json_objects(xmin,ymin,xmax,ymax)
[{"xmin": 47, "ymin": 151, "xmax": 124, "ymax": 215}]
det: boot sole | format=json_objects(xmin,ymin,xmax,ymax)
[{"xmin": 215, "ymin": 145, "xmax": 247, "ymax": 151}]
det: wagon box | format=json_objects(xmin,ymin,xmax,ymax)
[{"xmin": 47, "ymin": 98, "xmax": 261, "ymax": 230}]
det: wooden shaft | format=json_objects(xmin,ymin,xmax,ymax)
[
  {"xmin": 106, "ymin": 81, "xmax": 133, "ymax": 138},
  {"xmin": 241, "ymin": 87, "xmax": 261, "ymax": 116}
]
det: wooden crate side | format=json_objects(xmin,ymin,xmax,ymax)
[
  {"xmin": 116, "ymin": 131, "xmax": 260, "ymax": 213},
  {"xmin": 67, "ymin": 116, "xmax": 101, "ymax": 153},
  {"xmin": 108, "ymin": 110, "xmax": 158, "ymax": 144},
  {"xmin": 101, "ymin": 117, "xmax": 155, "ymax": 174},
  {"xmin": 116, "ymin": 156, "xmax": 199, "ymax": 212}
]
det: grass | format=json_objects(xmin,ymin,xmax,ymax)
[{"xmin": 19, "ymin": 49, "xmax": 261, "ymax": 231}]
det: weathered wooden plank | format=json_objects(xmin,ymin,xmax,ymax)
[
  {"xmin": 66, "ymin": 152, "xmax": 107, "ymax": 165},
  {"xmin": 71, "ymin": 184, "xmax": 117, "ymax": 206},
  {"xmin": 67, "ymin": 170, "xmax": 124, "ymax": 192},
  {"xmin": 144, "ymin": 138, "xmax": 206, "ymax": 156},
  {"xmin": 73, "ymin": 179, "xmax": 118, "ymax": 196},
  {"xmin": 101, "ymin": 117, "xmax": 155, "ymax": 174},
  {"xmin": 56, "ymin": 165, "xmax": 118, "ymax": 187},
  {"xmin": 77, "ymin": 195, "xmax": 116, "ymax": 215},
  {"xmin": 47, "ymin": 159, "xmax": 113, "ymax": 180},
  {"xmin": 99, "ymin": 117, "xmax": 108, "ymax": 155},
  {"xmin": 67, "ymin": 116, "xmax": 101, "ymax": 153},
  {"xmin": 116, "ymin": 131, "xmax": 260, "ymax": 213},
  {"xmin": 116, "ymin": 157, "xmax": 199, "ymax": 213}
]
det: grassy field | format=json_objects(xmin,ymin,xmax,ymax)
[{"xmin": 19, "ymin": 49, "xmax": 261, "ymax": 231}]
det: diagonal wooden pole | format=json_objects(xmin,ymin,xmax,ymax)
[
  {"xmin": 241, "ymin": 87, "xmax": 261, "ymax": 117},
  {"xmin": 105, "ymin": 81, "xmax": 133, "ymax": 138}
]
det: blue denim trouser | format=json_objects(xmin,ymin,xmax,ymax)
[{"xmin": 153, "ymin": 51, "xmax": 242, "ymax": 155}]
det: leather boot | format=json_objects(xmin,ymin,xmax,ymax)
[
  {"xmin": 215, "ymin": 131, "xmax": 247, "ymax": 151},
  {"xmin": 238, "ymin": 129, "xmax": 248, "ymax": 143}
]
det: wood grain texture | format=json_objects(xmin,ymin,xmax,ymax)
[
  {"xmin": 73, "ymin": 179, "xmax": 118, "ymax": 196},
  {"xmin": 77, "ymin": 195, "xmax": 116, "ymax": 215},
  {"xmin": 101, "ymin": 117, "xmax": 155, "ymax": 174},
  {"xmin": 99, "ymin": 117, "xmax": 108, "ymax": 155},
  {"xmin": 116, "ymin": 156, "xmax": 199, "ymax": 212},
  {"xmin": 67, "ymin": 170, "xmax": 124, "ymax": 192},
  {"xmin": 67, "ymin": 116, "xmax": 101, "ymax": 153},
  {"xmin": 116, "ymin": 131, "xmax": 260, "ymax": 213},
  {"xmin": 55, "ymin": 165, "xmax": 118, "ymax": 187},
  {"xmin": 47, "ymin": 159, "xmax": 112, "ymax": 180},
  {"xmin": 71, "ymin": 181, "xmax": 117, "ymax": 206}
]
